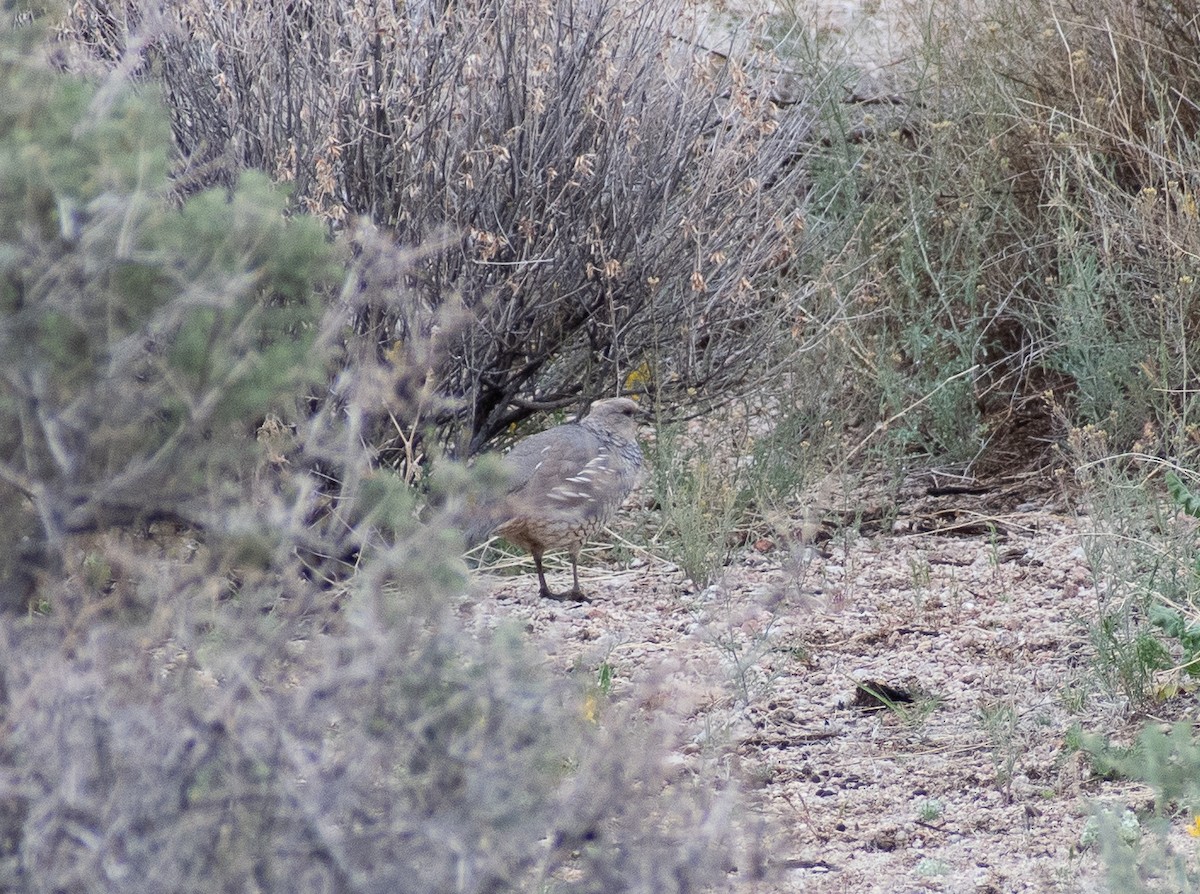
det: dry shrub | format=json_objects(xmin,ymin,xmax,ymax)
[
  {"xmin": 935, "ymin": 0, "xmax": 1200, "ymax": 449},
  {"xmin": 0, "ymin": 16, "xmax": 732, "ymax": 891},
  {"xmin": 62, "ymin": 0, "xmax": 815, "ymax": 458},
  {"xmin": 779, "ymin": 0, "xmax": 1200, "ymax": 469},
  {"xmin": 0, "ymin": 569, "xmax": 730, "ymax": 894}
]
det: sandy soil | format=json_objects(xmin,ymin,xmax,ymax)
[
  {"xmin": 459, "ymin": 466, "xmax": 1197, "ymax": 893},
  {"xmin": 691, "ymin": 0, "xmax": 919, "ymax": 74}
]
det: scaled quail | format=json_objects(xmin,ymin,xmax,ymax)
[{"xmin": 467, "ymin": 397, "xmax": 648, "ymax": 601}]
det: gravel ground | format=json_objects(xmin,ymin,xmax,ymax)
[{"xmin": 459, "ymin": 468, "xmax": 1198, "ymax": 893}]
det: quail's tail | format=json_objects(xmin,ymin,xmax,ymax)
[{"xmin": 457, "ymin": 499, "xmax": 504, "ymax": 551}]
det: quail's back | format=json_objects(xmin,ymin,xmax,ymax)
[{"xmin": 468, "ymin": 397, "xmax": 646, "ymax": 601}]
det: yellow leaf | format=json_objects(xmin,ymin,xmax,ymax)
[{"xmin": 623, "ymin": 361, "xmax": 652, "ymax": 393}]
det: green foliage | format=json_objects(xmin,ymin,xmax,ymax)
[
  {"xmin": 1046, "ymin": 242, "xmax": 1152, "ymax": 439},
  {"xmin": 772, "ymin": 35, "xmax": 1015, "ymax": 466},
  {"xmin": 0, "ymin": 26, "xmax": 340, "ymax": 596},
  {"xmin": 649, "ymin": 421, "xmax": 745, "ymax": 588},
  {"xmin": 743, "ymin": 402, "xmax": 837, "ymax": 514},
  {"xmin": 1147, "ymin": 603, "xmax": 1200, "ymax": 678},
  {"xmin": 1066, "ymin": 444, "xmax": 1187, "ymax": 708},
  {"xmin": 648, "ymin": 391, "xmax": 842, "ymax": 590},
  {"xmin": 1078, "ymin": 463, "xmax": 1200, "ymax": 702},
  {"xmin": 1166, "ymin": 472, "xmax": 1200, "ymax": 520},
  {"xmin": 596, "ymin": 660, "xmax": 615, "ymax": 695},
  {"xmin": 1089, "ymin": 611, "xmax": 1172, "ymax": 707},
  {"xmin": 1148, "ymin": 471, "xmax": 1200, "ymax": 676},
  {"xmin": 0, "ymin": 72, "xmax": 171, "ymax": 239},
  {"xmin": 353, "ymin": 470, "xmax": 418, "ymax": 537},
  {"xmin": 916, "ymin": 798, "xmax": 944, "ymax": 822},
  {"xmin": 1080, "ymin": 724, "xmax": 1200, "ymax": 893}
]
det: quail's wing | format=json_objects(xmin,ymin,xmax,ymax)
[
  {"xmin": 506, "ymin": 428, "xmax": 635, "ymax": 523},
  {"xmin": 501, "ymin": 425, "xmax": 589, "ymax": 486}
]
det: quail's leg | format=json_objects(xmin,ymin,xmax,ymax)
[
  {"xmin": 534, "ymin": 550, "xmax": 589, "ymax": 602},
  {"xmin": 562, "ymin": 552, "xmax": 588, "ymax": 602},
  {"xmin": 533, "ymin": 550, "xmax": 554, "ymax": 599},
  {"xmin": 562, "ymin": 546, "xmax": 592, "ymax": 602}
]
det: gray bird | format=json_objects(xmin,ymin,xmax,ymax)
[{"xmin": 466, "ymin": 397, "xmax": 648, "ymax": 601}]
